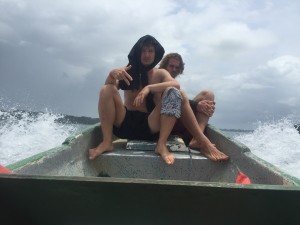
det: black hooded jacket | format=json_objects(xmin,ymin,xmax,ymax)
[{"xmin": 119, "ymin": 35, "xmax": 165, "ymax": 90}]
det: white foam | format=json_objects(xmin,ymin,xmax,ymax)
[
  {"xmin": 234, "ymin": 118, "xmax": 300, "ymax": 179},
  {"xmin": 0, "ymin": 110, "xmax": 81, "ymax": 165}
]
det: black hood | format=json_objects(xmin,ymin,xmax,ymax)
[{"xmin": 119, "ymin": 35, "xmax": 165, "ymax": 90}]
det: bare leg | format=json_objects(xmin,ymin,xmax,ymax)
[
  {"xmin": 189, "ymin": 90, "xmax": 215, "ymax": 149},
  {"xmin": 89, "ymin": 85, "xmax": 125, "ymax": 160},
  {"xmin": 155, "ymin": 115, "xmax": 177, "ymax": 165},
  {"xmin": 148, "ymin": 89, "xmax": 179, "ymax": 165},
  {"xmin": 180, "ymin": 91, "xmax": 228, "ymax": 161},
  {"xmin": 194, "ymin": 90, "xmax": 214, "ymax": 131}
]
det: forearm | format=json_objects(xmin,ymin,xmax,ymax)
[
  {"xmin": 147, "ymin": 80, "xmax": 180, "ymax": 93},
  {"xmin": 105, "ymin": 71, "xmax": 118, "ymax": 86}
]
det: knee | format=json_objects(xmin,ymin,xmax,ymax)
[
  {"xmin": 203, "ymin": 89, "xmax": 215, "ymax": 101},
  {"xmin": 195, "ymin": 89, "xmax": 215, "ymax": 102},
  {"xmin": 163, "ymin": 87, "xmax": 182, "ymax": 101},
  {"xmin": 100, "ymin": 84, "xmax": 118, "ymax": 97}
]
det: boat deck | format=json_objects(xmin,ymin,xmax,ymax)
[{"xmin": 8, "ymin": 124, "xmax": 300, "ymax": 186}]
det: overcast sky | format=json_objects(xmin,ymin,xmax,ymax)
[{"xmin": 1, "ymin": 0, "xmax": 300, "ymax": 129}]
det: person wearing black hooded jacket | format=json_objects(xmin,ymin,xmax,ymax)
[{"xmin": 88, "ymin": 35, "xmax": 181, "ymax": 165}]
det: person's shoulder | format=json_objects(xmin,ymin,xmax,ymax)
[{"xmin": 153, "ymin": 68, "xmax": 169, "ymax": 76}]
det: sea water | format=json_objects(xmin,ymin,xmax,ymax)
[
  {"xmin": 0, "ymin": 109, "xmax": 299, "ymax": 179},
  {"xmin": 0, "ymin": 109, "xmax": 87, "ymax": 165}
]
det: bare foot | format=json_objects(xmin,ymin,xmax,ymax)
[
  {"xmin": 88, "ymin": 142, "xmax": 113, "ymax": 160},
  {"xmin": 189, "ymin": 138, "xmax": 204, "ymax": 149},
  {"xmin": 155, "ymin": 144, "xmax": 175, "ymax": 165},
  {"xmin": 189, "ymin": 140, "xmax": 229, "ymax": 161},
  {"xmin": 189, "ymin": 138, "xmax": 216, "ymax": 149},
  {"xmin": 200, "ymin": 144, "xmax": 229, "ymax": 161}
]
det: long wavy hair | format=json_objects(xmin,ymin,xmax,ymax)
[{"xmin": 159, "ymin": 53, "xmax": 185, "ymax": 77}]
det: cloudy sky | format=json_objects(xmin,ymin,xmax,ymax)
[{"xmin": 1, "ymin": 0, "xmax": 300, "ymax": 129}]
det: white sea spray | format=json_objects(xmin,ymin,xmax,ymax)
[
  {"xmin": 234, "ymin": 118, "xmax": 300, "ymax": 179},
  {"xmin": 0, "ymin": 110, "xmax": 81, "ymax": 165}
]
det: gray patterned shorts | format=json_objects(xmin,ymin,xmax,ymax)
[{"xmin": 161, "ymin": 87, "xmax": 182, "ymax": 118}]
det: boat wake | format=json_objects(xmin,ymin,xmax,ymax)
[
  {"xmin": 233, "ymin": 118, "xmax": 300, "ymax": 179},
  {"xmin": 0, "ymin": 109, "xmax": 94, "ymax": 166}
]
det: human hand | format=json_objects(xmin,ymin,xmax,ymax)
[
  {"xmin": 197, "ymin": 100, "xmax": 215, "ymax": 117},
  {"xmin": 109, "ymin": 65, "xmax": 132, "ymax": 85},
  {"xmin": 133, "ymin": 86, "xmax": 150, "ymax": 107}
]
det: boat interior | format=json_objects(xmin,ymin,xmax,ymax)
[{"xmin": 8, "ymin": 124, "xmax": 299, "ymax": 186}]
